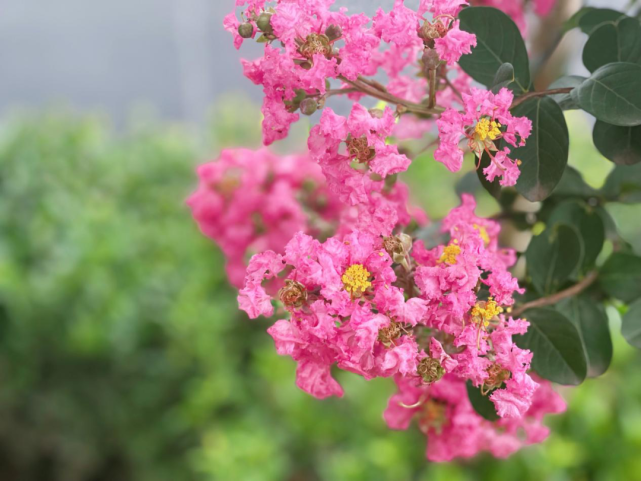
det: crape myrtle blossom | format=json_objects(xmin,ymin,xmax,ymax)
[
  {"xmin": 212, "ymin": 0, "xmax": 571, "ymax": 464},
  {"xmin": 472, "ymin": 0, "xmax": 558, "ymax": 33},
  {"xmin": 435, "ymin": 87, "xmax": 532, "ymax": 186}
]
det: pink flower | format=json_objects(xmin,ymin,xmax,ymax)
[
  {"xmin": 434, "ymin": 21, "xmax": 477, "ymax": 66},
  {"xmin": 373, "ymin": 0, "xmax": 422, "ymax": 49}
]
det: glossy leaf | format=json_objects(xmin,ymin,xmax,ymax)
[
  {"xmin": 476, "ymin": 150, "xmax": 501, "ymax": 199},
  {"xmin": 622, "ymin": 299, "xmax": 641, "ymax": 349},
  {"xmin": 512, "ymin": 97, "xmax": 569, "ymax": 201},
  {"xmin": 491, "ymin": 63, "xmax": 516, "ymax": 93},
  {"xmin": 601, "ymin": 163, "xmax": 641, "ymax": 203},
  {"xmin": 514, "ymin": 308, "xmax": 587, "ymax": 385},
  {"xmin": 557, "ymin": 296, "xmax": 612, "ymax": 377},
  {"xmin": 578, "ymin": 8, "xmax": 628, "ymax": 34},
  {"xmin": 593, "ymin": 121, "xmax": 641, "ymax": 165},
  {"xmin": 599, "ymin": 252, "xmax": 641, "ymax": 303},
  {"xmin": 548, "ymin": 76, "xmax": 587, "ymax": 111},
  {"xmin": 526, "ymin": 223, "xmax": 583, "ymax": 295},
  {"xmin": 552, "ymin": 166, "xmax": 598, "ymax": 198},
  {"xmin": 548, "ymin": 200, "xmax": 605, "ymax": 272},
  {"xmin": 582, "ymin": 18, "xmax": 641, "ymax": 72},
  {"xmin": 458, "ymin": 7, "xmax": 530, "ymax": 93},
  {"xmin": 466, "ymin": 381, "xmax": 499, "ymax": 421},
  {"xmin": 573, "ymin": 62, "xmax": 641, "ymax": 127}
]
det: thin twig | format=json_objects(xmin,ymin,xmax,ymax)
[
  {"xmin": 510, "ymin": 87, "xmax": 573, "ymax": 109},
  {"xmin": 443, "ymin": 75, "xmax": 463, "ymax": 102},
  {"xmin": 511, "ymin": 271, "xmax": 598, "ymax": 318},
  {"xmin": 339, "ymin": 75, "xmax": 444, "ymax": 116}
]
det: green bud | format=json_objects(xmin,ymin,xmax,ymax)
[
  {"xmin": 257, "ymin": 13, "xmax": 273, "ymax": 34},
  {"xmin": 238, "ymin": 23, "xmax": 254, "ymax": 39},
  {"xmin": 299, "ymin": 98, "xmax": 318, "ymax": 116},
  {"xmin": 325, "ymin": 24, "xmax": 342, "ymax": 41}
]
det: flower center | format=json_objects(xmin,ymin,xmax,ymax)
[
  {"xmin": 417, "ymin": 357, "xmax": 445, "ymax": 384},
  {"xmin": 470, "ymin": 297, "xmax": 503, "ymax": 328},
  {"xmin": 346, "ymin": 136, "xmax": 375, "ymax": 163},
  {"xmin": 378, "ymin": 321, "xmax": 403, "ymax": 347},
  {"xmin": 474, "ymin": 118, "xmax": 502, "ymax": 142},
  {"xmin": 299, "ymin": 33, "xmax": 332, "ymax": 59},
  {"xmin": 278, "ymin": 279, "xmax": 307, "ymax": 309},
  {"xmin": 438, "ymin": 243, "xmax": 461, "ymax": 265},
  {"xmin": 473, "ymin": 223, "xmax": 490, "ymax": 246},
  {"xmin": 342, "ymin": 264, "xmax": 372, "ymax": 296}
]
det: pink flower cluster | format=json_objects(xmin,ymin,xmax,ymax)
[
  {"xmin": 193, "ymin": 0, "xmax": 571, "ymax": 463},
  {"xmin": 472, "ymin": 0, "xmax": 557, "ymax": 32},
  {"xmin": 435, "ymin": 87, "xmax": 532, "ymax": 186},
  {"xmin": 238, "ymin": 195, "xmax": 566, "ymax": 459}
]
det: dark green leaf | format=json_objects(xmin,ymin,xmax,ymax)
[
  {"xmin": 514, "ymin": 308, "xmax": 587, "ymax": 385},
  {"xmin": 557, "ymin": 296, "xmax": 612, "ymax": 377},
  {"xmin": 458, "ymin": 7, "xmax": 530, "ymax": 93},
  {"xmin": 593, "ymin": 121, "xmax": 641, "ymax": 165},
  {"xmin": 491, "ymin": 63, "xmax": 516, "ymax": 93},
  {"xmin": 563, "ymin": 7, "xmax": 596, "ymax": 32},
  {"xmin": 548, "ymin": 200, "xmax": 605, "ymax": 271},
  {"xmin": 512, "ymin": 97, "xmax": 569, "ymax": 201},
  {"xmin": 548, "ymin": 76, "xmax": 587, "ymax": 111},
  {"xmin": 601, "ymin": 163, "xmax": 641, "ymax": 202},
  {"xmin": 466, "ymin": 381, "xmax": 499, "ymax": 421},
  {"xmin": 526, "ymin": 223, "xmax": 583, "ymax": 294},
  {"xmin": 622, "ymin": 298, "xmax": 641, "ymax": 348},
  {"xmin": 578, "ymin": 8, "xmax": 628, "ymax": 34},
  {"xmin": 599, "ymin": 252, "xmax": 641, "ymax": 303},
  {"xmin": 477, "ymin": 150, "xmax": 501, "ymax": 199},
  {"xmin": 552, "ymin": 166, "xmax": 599, "ymax": 198},
  {"xmin": 573, "ymin": 62, "xmax": 641, "ymax": 127},
  {"xmin": 582, "ymin": 18, "xmax": 641, "ymax": 72}
]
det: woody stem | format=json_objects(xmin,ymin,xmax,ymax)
[
  {"xmin": 510, "ymin": 87, "xmax": 573, "ymax": 109},
  {"xmin": 511, "ymin": 271, "xmax": 598, "ymax": 317}
]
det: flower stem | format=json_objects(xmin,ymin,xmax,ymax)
[{"xmin": 510, "ymin": 271, "xmax": 598, "ymax": 317}]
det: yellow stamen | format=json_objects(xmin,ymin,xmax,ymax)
[
  {"xmin": 470, "ymin": 297, "xmax": 503, "ymax": 328},
  {"xmin": 342, "ymin": 264, "xmax": 372, "ymax": 296},
  {"xmin": 474, "ymin": 118, "xmax": 502, "ymax": 142},
  {"xmin": 438, "ymin": 243, "xmax": 461, "ymax": 265}
]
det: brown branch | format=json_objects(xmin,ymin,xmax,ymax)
[
  {"xmin": 510, "ymin": 87, "xmax": 573, "ymax": 109},
  {"xmin": 510, "ymin": 271, "xmax": 598, "ymax": 318},
  {"xmin": 339, "ymin": 75, "xmax": 444, "ymax": 116}
]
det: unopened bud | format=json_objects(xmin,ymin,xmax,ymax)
[
  {"xmin": 257, "ymin": 13, "xmax": 273, "ymax": 34},
  {"xmin": 238, "ymin": 22, "xmax": 254, "ymax": 39},
  {"xmin": 325, "ymin": 24, "xmax": 342, "ymax": 41},
  {"xmin": 299, "ymin": 98, "xmax": 318, "ymax": 116},
  {"xmin": 422, "ymin": 48, "xmax": 441, "ymax": 71},
  {"xmin": 278, "ymin": 279, "xmax": 307, "ymax": 309}
]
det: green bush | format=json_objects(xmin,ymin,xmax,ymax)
[{"xmin": 0, "ymin": 110, "xmax": 640, "ymax": 481}]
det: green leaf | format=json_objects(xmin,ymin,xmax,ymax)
[
  {"xmin": 563, "ymin": 7, "xmax": 595, "ymax": 32},
  {"xmin": 526, "ymin": 223, "xmax": 583, "ymax": 295},
  {"xmin": 514, "ymin": 308, "xmax": 587, "ymax": 385},
  {"xmin": 573, "ymin": 62, "xmax": 641, "ymax": 127},
  {"xmin": 593, "ymin": 121, "xmax": 641, "ymax": 165},
  {"xmin": 601, "ymin": 163, "xmax": 641, "ymax": 203},
  {"xmin": 557, "ymin": 296, "xmax": 612, "ymax": 377},
  {"xmin": 548, "ymin": 76, "xmax": 587, "ymax": 111},
  {"xmin": 599, "ymin": 252, "xmax": 641, "ymax": 303},
  {"xmin": 512, "ymin": 97, "xmax": 569, "ymax": 201},
  {"xmin": 578, "ymin": 8, "xmax": 628, "ymax": 34},
  {"xmin": 552, "ymin": 166, "xmax": 599, "ymax": 198},
  {"xmin": 466, "ymin": 381, "xmax": 499, "ymax": 421},
  {"xmin": 622, "ymin": 298, "xmax": 641, "ymax": 349},
  {"xmin": 491, "ymin": 63, "xmax": 516, "ymax": 93},
  {"xmin": 548, "ymin": 200, "xmax": 605, "ymax": 272},
  {"xmin": 582, "ymin": 18, "xmax": 641, "ymax": 72},
  {"xmin": 458, "ymin": 7, "xmax": 530, "ymax": 93}
]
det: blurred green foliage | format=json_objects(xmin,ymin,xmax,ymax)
[{"xmin": 0, "ymin": 106, "xmax": 640, "ymax": 481}]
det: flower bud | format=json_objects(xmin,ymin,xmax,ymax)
[
  {"xmin": 257, "ymin": 13, "xmax": 273, "ymax": 34},
  {"xmin": 325, "ymin": 24, "xmax": 342, "ymax": 41},
  {"xmin": 238, "ymin": 22, "xmax": 254, "ymax": 39},
  {"xmin": 278, "ymin": 280, "xmax": 307, "ymax": 309},
  {"xmin": 299, "ymin": 98, "xmax": 318, "ymax": 116}
]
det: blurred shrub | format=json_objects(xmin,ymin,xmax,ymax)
[{"xmin": 0, "ymin": 110, "xmax": 639, "ymax": 481}]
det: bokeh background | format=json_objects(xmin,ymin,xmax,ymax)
[{"xmin": 1, "ymin": 1, "xmax": 641, "ymax": 480}]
